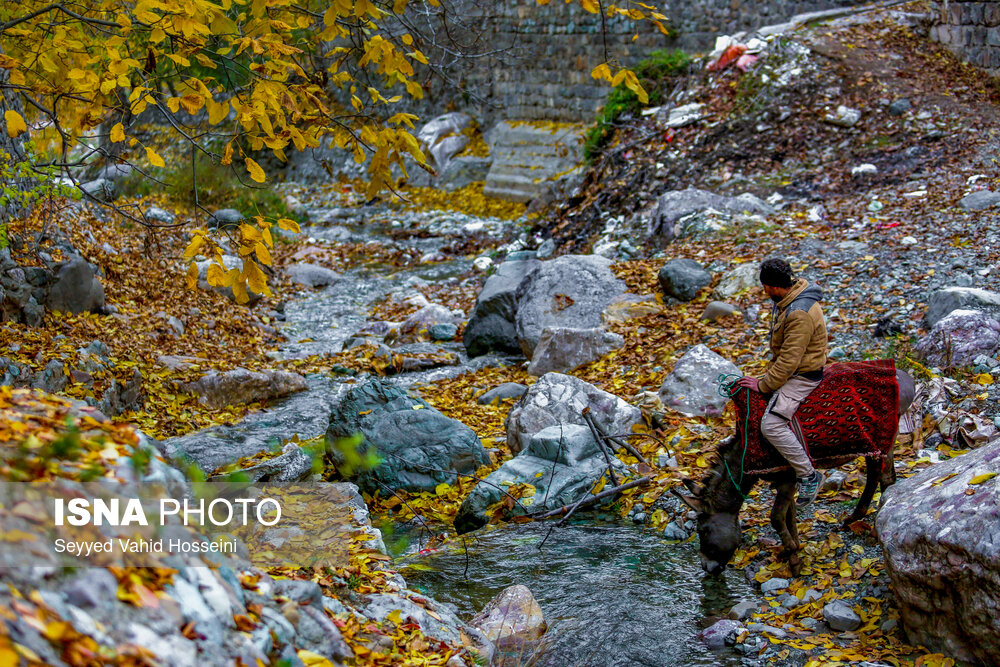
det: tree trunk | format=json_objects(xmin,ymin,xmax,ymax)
[{"xmin": 0, "ymin": 43, "xmax": 34, "ymax": 224}]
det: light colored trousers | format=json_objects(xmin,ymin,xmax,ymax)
[{"xmin": 760, "ymin": 375, "xmax": 821, "ymax": 478}]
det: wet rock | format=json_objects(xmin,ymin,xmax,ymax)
[
  {"xmin": 470, "ymin": 585, "xmax": 547, "ymax": 649},
  {"xmin": 477, "ymin": 382, "xmax": 528, "ymax": 405},
  {"xmin": 659, "ymin": 344, "xmax": 740, "ymax": 418},
  {"xmin": 822, "ymin": 601, "xmax": 862, "ymax": 632},
  {"xmin": 325, "ymin": 378, "xmax": 489, "ymax": 493},
  {"xmin": 527, "ymin": 326, "xmax": 624, "ymax": 376},
  {"xmin": 79, "ymin": 178, "xmax": 117, "ymax": 202},
  {"xmin": 455, "ymin": 425, "xmax": 624, "ymax": 532},
  {"xmin": 46, "ymin": 258, "xmax": 105, "ymax": 314},
  {"xmin": 923, "ymin": 287, "xmax": 1000, "ymax": 327},
  {"xmin": 877, "ymin": 439, "xmax": 1000, "ymax": 664},
  {"xmin": 702, "ymin": 301, "xmax": 741, "ymax": 322},
  {"xmin": 647, "ymin": 188, "xmax": 772, "ymax": 244},
  {"xmin": 514, "ymin": 255, "xmax": 626, "ymax": 358},
  {"xmin": 915, "ymin": 309, "xmax": 1000, "ymax": 367},
  {"xmin": 505, "ymin": 372, "xmax": 641, "ymax": 455},
  {"xmin": 959, "ymin": 190, "xmax": 1000, "ymax": 211},
  {"xmin": 209, "ymin": 208, "xmax": 244, "ymax": 229},
  {"xmin": 729, "ymin": 600, "xmax": 758, "ymax": 621},
  {"xmin": 181, "ymin": 368, "xmax": 308, "ymax": 409},
  {"xmin": 712, "ymin": 262, "xmax": 759, "ymax": 300},
  {"xmin": 662, "ymin": 521, "xmax": 689, "ymax": 540},
  {"xmin": 285, "ymin": 262, "xmax": 340, "ymax": 288},
  {"xmin": 463, "ymin": 256, "xmax": 541, "ymax": 357},
  {"xmin": 658, "ymin": 258, "xmax": 711, "ymax": 301},
  {"xmin": 699, "ymin": 619, "xmax": 743, "ymax": 649},
  {"xmin": 760, "ymin": 578, "xmax": 789, "ymax": 596}
]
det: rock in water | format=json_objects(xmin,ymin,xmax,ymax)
[
  {"xmin": 658, "ymin": 258, "xmax": 712, "ymax": 301},
  {"xmin": 923, "ymin": 287, "xmax": 1000, "ymax": 328},
  {"xmin": 470, "ymin": 585, "xmax": 547, "ymax": 649},
  {"xmin": 325, "ymin": 378, "xmax": 489, "ymax": 493},
  {"xmin": 699, "ymin": 619, "xmax": 743, "ymax": 649},
  {"xmin": 505, "ymin": 372, "xmax": 641, "ymax": 455},
  {"xmin": 659, "ymin": 344, "xmax": 740, "ymax": 417},
  {"xmin": 46, "ymin": 258, "xmax": 106, "ymax": 314},
  {"xmin": 463, "ymin": 256, "xmax": 541, "ymax": 357},
  {"xmin": 514, "ymin": 255, "xmax": 626, "ymax": 358},
  {"xmin": 182, "ymin": 368, "xmax": 308, "ymax": 409},
  {"xmin": 915, "ymin": 309, "xmax": 1000, "ymax": 367},
  {"xmin": 877, "ymin": 440, "xmax": 1000, "ymax": 664},
  {"xmin": 526, "ymin": 326, "xmax": 624, "ymax": 376}
]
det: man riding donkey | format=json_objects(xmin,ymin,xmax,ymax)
[
  {"xmin": 735, "ymin": 258, "xmax": 828, "ymax": 506},
  {"xmin": 675, "ymin": 257, "xmax": 913, "ymax": 576}
]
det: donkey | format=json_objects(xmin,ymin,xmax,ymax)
[{"xmin": 673, "ymin": 369, "xmax": 916, "ymax": 577}]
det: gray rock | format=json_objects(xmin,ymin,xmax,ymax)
[
  {"xmin": 915, "ymin": 309, "xmax": 1000, "ymax": 367},
  {"xmin": 646, "ymin": 188, "xmax": 772, "ymax": 243},
  {"xmin": 144, "ymin": 206, "xmax": 175, "ymax": 224},
  {"xmin": 167, "ymin": 576, "xmax": 224, "ymax": 644},
  {"xmin": 960, "ymin": 190, "xmax": 1000, "ymax": 211},
  {"xmin": 801, "ymin": 617, "xmax": 819, "ymax": 630},
  {"xmin": 747, "ymin": 622, "xmax": 787, "ymax": 639},
  {"xmin": 760, "ymin": 578, "xmax": 789, "ymax": 596},
  {"xmin": 194, "ymin": 254, "xmax": 263, "ymax": 305},
  {"xmin": 505, "ymin": 372, "xmax": 641, "ymax": 455},
  {"xmin": 527, "ymin": 326, "xmax": 624, "ymax": 376},
  {"xmin": 823, "ymin": 105, "xmax": 862, "ymax": 128},
  {"xmin": 477, "ymin": 383, "xmax": 528, "ymax": 405},
  {"xmin": 210, "ymin": 208, "xmax": 244, "ymax": 229},
  {"xmin": 181, "ymin": 368, "xmax": 308, "ymax": 409},
  {"xmin": 877, "ymin": 438, "xmax": 1000, "ymax": 664},
  {"xmin": 470, "ymin": 585, "xmax": 547, "ymax": 649},
  {"xmin": 439, "ymin": 156, "xmax": 492, "ymax": 191},
  {"xmin": 658, "ymin": 258, "xmax": 712, "ymax": 301},
  {"xmin": 712, "ymin": 262, "xmax": 758, "ymax": 300},
  {"xmin": 464, "ymin": 257, "xmax": 541, "ymax": 357},
  {"xmin": 522, "ymin": 424, "xmax": 604, "ymax": 465},
  {"xmin": 98, "ymin": 367, "xmax": 143, "ymax": 417},
  {"xmin": 326, "ymin": 378, "xmax": 489, "ymax": 493},
  {"xmin": 822, "ymin": 470, "xmax": 847, "ymax": 493},
  {"xmin": 286, "ymin": 262, "xmax": 341, "ymax": 288},
  {"xmin": 662, "ymin": 521, "xmax": 689, "ymax": 541},
  {"xmin": 729, "ymin": 600, "xmax": 759, "ymax": 621},
  {"xmin": 127, "ymin": 623, "xmax": 197, "ymax": 667},
  {"xmin": 32, "ymin": 359, "xmax": 67, "ymax": 394},
  {"xmin": 296, "ymin": 605, "xmax": 352, "ymax": 660},
  {"xmin": 62, "ymin": 569, "xmax": 118, "ymax": 609},
  {"xmin": 702, "ymin": 301, "xmax": 741, "ymax": 322},
  {"xmin": 46, "ymin": 258, "xmax": 105, "ymax": 314},
  {"xmin": 923, "ymin": 287, "xmax": 1000, "ymax": 327},
  {"xmin": 390, "ymin": 304, "xmax": 457, "ymax": 345},
  {"xmin": 536, "ymin": 238, "xmax": 557, "ymax": 259},
  {"xmin": 428, "ymin": 323, "xmax": 458, "ymax": 341},
  {"xmin": 699, "ymin": 619, "xmax": 743, "ymax": 649},
  {"xmin": 823, "ymin": 600, "xmax": 862, "ymax": 632},
  {"xmin": 888, "ymin": 98, "xmax": 911, "ymax": 115},
  {"xmin": 802, "ymin": 589, "xmax": 823, "ymax": 604},
  {"xmin": 226, "ymin": 445, "xmax": 314, "ymax": 482},
  {"xmin": 514, "ymin": 255, "xmax": 626, "ymax": 358},
  {"xmin": 80, "ymin": 178, "xmax": 117, "ymax": 202},
  {"xmin": 659, "ymin": 344, "xmax": 740, "ymax": 418}
]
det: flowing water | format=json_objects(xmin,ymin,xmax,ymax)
[{"xmin": 395, "ymin": 521, "xmax": 753, "ymax": 667}]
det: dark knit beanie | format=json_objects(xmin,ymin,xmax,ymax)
[{"xmin": 759, "ymin": 258, "xmax": 795, "ymax": 288}]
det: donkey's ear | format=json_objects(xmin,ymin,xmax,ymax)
[
  {"xmin": 670, "ymin": 488, "xmax": 707, "ymax": 514},
  {"xmin": 681, "ymin": 477, "xmax": 705, "ymax": 497}
]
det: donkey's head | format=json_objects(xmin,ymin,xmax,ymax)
[{"xmin": 671, "ymin": 439, "xmax": 751, "ymax": 576}]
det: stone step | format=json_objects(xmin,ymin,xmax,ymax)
[{"xmin": 484, "ymin": 120, "xmax": 586, "ymax": 203}]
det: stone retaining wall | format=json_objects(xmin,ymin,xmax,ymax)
[{"xmin": 929, "ymin": 1, "xmax": 1000, "ymax": 76}]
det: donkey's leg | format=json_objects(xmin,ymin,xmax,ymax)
[
  {"xmin": 771, "ymin": 479, "xmax": 802, "ymax": 575},
  {"xmin": 844, "ymin": 456, "xmax": 881, "ymax": 527},
  {"xmin": 876, "ymin": 431, "xmax": 898, "ymax": 508}
]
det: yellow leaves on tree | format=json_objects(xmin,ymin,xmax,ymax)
[
  {"xmin": 4, "ymin": 110, "xmax": 26, "ymax": 138},
  {"xmin": 245, "ymin": 157, "xmax": 266, "ymax": 184}
]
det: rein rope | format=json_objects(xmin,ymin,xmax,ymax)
[{"xmin": 717, "ymin": 373, "xmax": 752, "ymax": 501}]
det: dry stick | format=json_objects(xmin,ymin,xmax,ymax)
[
  {"xmin": 582, "ymin": 408, "xmax": 621, "ymax": 486},
  {"xmin": 590, "ymin": 420, "xmax": 649, "ymax": 467},
  {"xmin": 531, "ymin": 477, "xmax": 652, "ymax": 520}
]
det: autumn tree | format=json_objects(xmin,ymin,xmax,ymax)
[{"xmin": 0, "ymin": 0, "xmax": 665, "ymax": 300}]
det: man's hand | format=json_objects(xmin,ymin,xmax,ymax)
[{"xmin": 734, "ymin": 376, "xmax": 761, "ymax": 392}]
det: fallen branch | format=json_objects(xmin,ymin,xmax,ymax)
[
  {"xmin": 531, "ymin": 476, "xmax": 653, "ymax": 521},
  {"xmin": 582, "ymin": 408, "xmax": 621, "ymax": 487}
]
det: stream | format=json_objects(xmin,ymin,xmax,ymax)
[{"xmin": 164, "ymin": 199, "xmax": 752, "ymax": 666}]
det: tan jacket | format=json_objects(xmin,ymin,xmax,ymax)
[{"xmin": 758, "ymin": 278, "xmax": 828, "ymax": 394}]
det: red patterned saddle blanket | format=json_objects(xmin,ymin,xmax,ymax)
[{"xmin": 729, "ymin": 360, "xmax": 899, "ymax": 475}]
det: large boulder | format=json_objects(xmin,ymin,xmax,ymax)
[
  {"xmin": 181, "ymin": 368, "xmax": 308, "ymax": 409},
  {"xmin": 658, "ymin": 258, "xmax": 712, "ymax": 302},
  {"xmin": 463, "ymin": 256, "xmax": 541, "ymax": 357},
  {"xmin": 455, "ymin": 424, "xmax": 625, "ymax": 533},
  {"xmin": 46, "ymin": 258, "xmax": 106, "ymax": 314},
  {"xmin": 915, "ymin": 309, "xmax": 1000, "ymax": 368},
  {"xmin": 470, "ymin": 585, "xmax": 547, "ymax": 650},
  {"xmin": 505, "ymin": 372, "xmax": 641, "ymax": 455},
  {"xmin": 514, "ymin": 255, "xmax": 627, "ymax": 358},
  {"xmin": 659, "ymin": 344, "xmax": 741, "ymax": 417},
  {"xmin": 923, "ymin": 287, "xmax": 1000, "ymax": 328},
  {"xmin": 647, "ymin": 188, "xmax": 772, "ymax": 243},
  {"xmin": 527, "ymin": 327, "xmax": 624, "ymax": 376},
  {"xmin": 325, "ymin": 378, "xmax": 489, "ymax": 493},
  {"xmin": 877, "ymin": 440, "xmax": 1000, "ymax": 664},
  {"xmin": 712, "ymin": 262, "xmax": 759, "ymax": 300}
]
